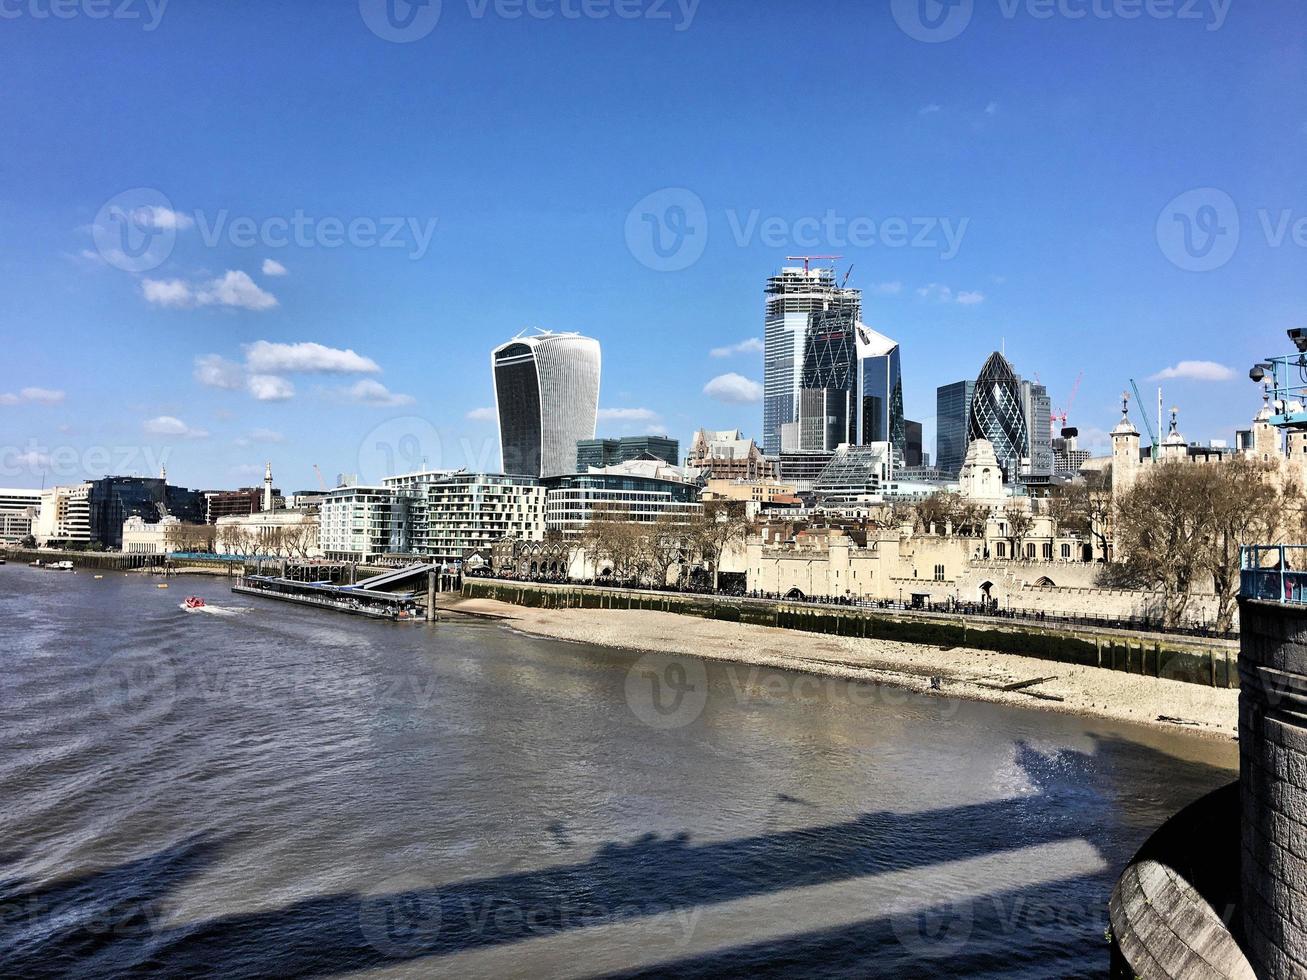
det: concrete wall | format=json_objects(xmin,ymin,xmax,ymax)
[{"xmin": 1239, "ymin": 599, "xmax": 1307, "ymax": 978}]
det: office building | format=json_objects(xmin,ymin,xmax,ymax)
[
  {"xmin": 544, "ymin": 459, "xmax": 702, "ymax": 538},
  {"xmin": 771, "ymin": 450, "xmax": 836, "ymax": 493},
  {"xmin": 763, "ymin": 263, "xmax": 860, "ymax": 456},
  {"xmin": 34, "ymin": 483, "xmax": 91, "ymax": 546},
  {"xmin": 1052, "ymin": 428, "xmax": 1092, "ymax": 480},
  {"xmin": 576, "ymin": 435, "xmax": 678, "ymax": 472},
  {"xmin": 205, "ymin": 485, "xmax": 282, "ymax": 523},
  {"xmin": 967, "ymin": 352, "xmax": 1053, "ymax": 485},
  {"xmin": 687, "ymin": 429, "xmax": 772, "ymax": 481},
  {"xmin": 812, "ymin": 443, "xmax": 897, "ymax": 506},
  {"xmin": 0, "ymin": 488, "xmax": 42, "ymax": 542},
  {"xmin": 492, "ymin": 330, "xmax": 601, "ymax": 478},
  {"xmin": 904, "ymin": 419, "xmax": 924, "ymax": 468},
  {"xmin": 935, "ymin": 380, "xmax": 976, "ymax": 477}
]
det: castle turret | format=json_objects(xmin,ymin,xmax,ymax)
[
  {"xmin": 1159, "ymin": 406, "xmax": 1188, "ymax": 463},
  {"xmin": 1111, "ymin": 392, "xmax": 1141, "ymax": 495}
]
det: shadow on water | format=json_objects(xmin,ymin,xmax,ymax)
[{"xmin": 0, "ymin": 736, "xmax": 1232, "ymax": 978}]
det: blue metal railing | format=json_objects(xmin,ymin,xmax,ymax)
[
  {"xmin": 1262, "ymin": 354, "xmax": 1307, "ymax": 428},
  {"xmin": 1241, "ymin": 545, "xmax": 1307, "ymax": 604}
]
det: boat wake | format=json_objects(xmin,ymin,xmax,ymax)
[{"xmin": 179, "ymin": 603, "xmax": 246, "ymax": 616}]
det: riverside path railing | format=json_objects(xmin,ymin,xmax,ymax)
[{"xmin": 1241, "ymin": 544, "xmax": 1307, "ymax": 605}]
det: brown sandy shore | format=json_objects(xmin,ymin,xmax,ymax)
[{"xmin": 441, "ymin": 595, "xmax": 1239, "ymax": 741}]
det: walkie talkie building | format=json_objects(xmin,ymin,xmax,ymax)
[{"xmin": 492, "ymin": 331, "xmax": 601, "ymax": 478}]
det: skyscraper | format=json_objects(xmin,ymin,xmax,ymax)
[
  {"xmin": 763, "ymin": 263, "xmax": 861, "ymax": 456},
  {"xmin": 935, "ymin": 380, "xmax": 976, "ymax": 476},
  {"xmin": 856, "ymin": 322, "xmax": 905, "ymax": 456},
  {"xmin": 966, "ymin": 351, "xmax": 1053, "ymax": 485},
  {"xmin": 492, "ymin": 330, "xmax": 601, "ymax": 478}
]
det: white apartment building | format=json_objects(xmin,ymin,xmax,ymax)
[
  {"xmin": 544, "ymin": 460, "xmax": 703, "ymax": 538},
  {"xmin": 318, "ymin": 486, "xmax": 410, "ymax": 561},
  {"xmin": 401, "ymin": 472, "xmax": 545, "ymax": 562}
]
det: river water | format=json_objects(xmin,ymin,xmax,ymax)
[{"xmin": 0, "ymin": 565, "xmax": 1236, "ymax": 978}]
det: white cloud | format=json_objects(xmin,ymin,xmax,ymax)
[
  {"xmin": 141, "ymin": 206, "xmax": 193, "ymax": 231},
  {"xmin": 196, "ymin": 270, "xmax": 278, "ymax": 310},
  {"xmin": 919, "ymin": 103, "xmax": 942, "ymax": 116},
  {"xmin": 141, "ymin": 278, "xmax": 194, "ymax": 308},
  {"xmin": 597, "ymin": 407, "xmax": 659, "ymax": 422},
  {"xmin": 194, "ymin": 354, "xmax": 245, "ymax": 390},
  {"xmin": 245, "ymin": 340, "xmax": 380, "ymax": 375},
  {"xmin": 870, "ymin": 281, "xmax": 903, "ymax": 296},
  {"xmin": 918, "ymin": 283, "xmax": 984, "ymax": 305},
  {"xmin": 143, "ymin": 415, "xmax": 208, "ymax": 439},
  {"xmin": 466, "ymin": 406, "xmax": 497, "ymax": 421},
  {"xmin": 341, "ymin": 379, "xmax": 415, "ymax": 407},
  {"xmin": 142, "ymin": 270, "xmax": 278, "ymax": 311},
  {"xmin": 709, "ymin": 337, "xmax": 764, "ymax": 358},
  {"xmin": 19, "ymin": 387, "xmax": 64, "ymax": 404},
  {"xmin": 0, "ymin": 387, "xmax": 65, "ymax": 406},
  {"xmin": 1149, "ymin": 360, "xmax": 1235, "ymax": 382},
  {"xmin": 261, "ymin": 258, "xmax": 288, "ymax": 276},
  {"xmin": 703, "ymin": 373, "xmax": 763, "ymax": 404},
  {"xmin": 247, "ymin": 375, "xmax": 295, "ymax": 401}
]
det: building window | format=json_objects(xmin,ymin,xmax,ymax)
[
  {"xmin": 996, "ymin": 542, "xmax": 1006, "ymax": 558},
  {"xmin": 1042, "ymin": 543, "xmax": 1053, "ymax": 560},
  {"xmin": 934, "ymin": 564, "xmax": 945, "ymax": 581},
  {"xmin": 1061, "ymin": 543, "xmax": 1071, "ymax": 559},
  {"xmin": 1026, "ymin": 543, "xmax": 1036, "ymax": 559}
]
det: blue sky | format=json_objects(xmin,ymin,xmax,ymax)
[{"xmin": 1, "ymin": 0, "xmax": 1303, "ymax": 490}]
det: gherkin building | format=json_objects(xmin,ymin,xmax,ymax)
[{"xmin": 967, "ymin": 351, "xmax": 1028, "ymax": 481}]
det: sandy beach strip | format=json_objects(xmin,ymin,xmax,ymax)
[{"xmin": 441, "ymin": 595, "xmax": 1239, "ymax": 740}]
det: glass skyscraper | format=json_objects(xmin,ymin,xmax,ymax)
[
  {"xmin": 857, "ymin": 322, "xmax": 905, "ymax": 459},
  {"xmin": 935, "ymin": 380, "xmax": 976, "ymax": 476},
  {"xmin": 762, "ymin": 264, "xmax": 861, "ymax": 456},
  {"xmin": 965, "ymin": 351, "xmax": 1052, "ymax": 484},
  {"xmin": 492, "ymin": 331, "xmax": 601, "ymax": 478}
]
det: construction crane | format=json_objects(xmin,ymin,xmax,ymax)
[
  {"xmin": 1130, "ymin": 379, "xmax": 1160, "ymax": 461},
  {"xmin": 1052, "ymin": 371, "xmax": 1084, "ymax": 429},
  {"xmin": 313, "ymin": 464, "xmax": 328, "ymax": 491}
]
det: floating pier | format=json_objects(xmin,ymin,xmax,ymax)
[{"xmin": 232, "ymin": 574, "xmax": 425, "ymax": 621}]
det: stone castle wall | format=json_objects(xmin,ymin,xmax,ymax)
[{"xmin": 1239, "ymin": 599, "xmax": 1307, "ymax": 977}]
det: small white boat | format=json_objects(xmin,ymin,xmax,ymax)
[{"xmin": 47, "ymin": 561, "xmax": 74, "ymax": 572}]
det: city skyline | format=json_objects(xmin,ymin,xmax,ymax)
[{"xmin": 2, "ymin": 3, "xmax": 1297, "ymax": 490}]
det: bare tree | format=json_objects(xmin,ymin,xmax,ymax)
[
  {"xmin": 1003, "ymin": 508, "xmax": 1035, "ymax": 560},
  {"xmin": 1204, "ymin": 459, "xmax": 1290, "ymax": 632},
  {"xmin": 1048, "ymin": 469, "xmax": 1113, "ymax": 561},
  {"xmin": 693, "ymin": 500, "xmax": 751, "ymax": 591}
]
